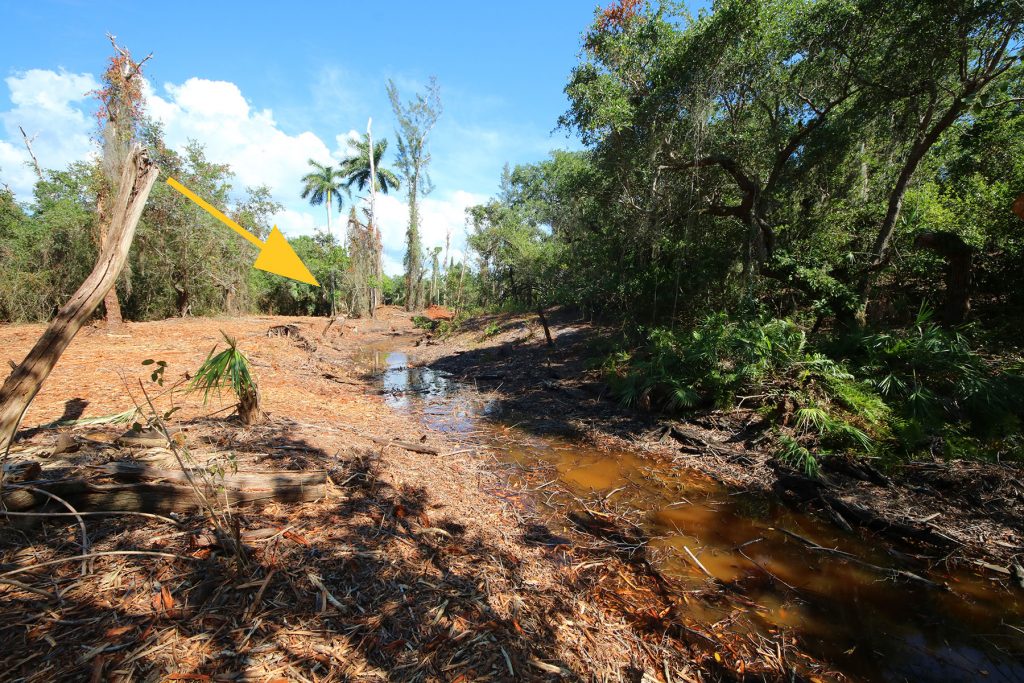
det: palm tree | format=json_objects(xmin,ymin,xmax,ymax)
[
  {"xmin": 300, "ymin": 160, "xmax": 345, "ymax": 241},
  {"xmin": 340, "ymin": 133, "xmax": 400, "ymax": 197},
  {"xmin": 341, "ymin": 123, "xmax": 400, "ymax": 314}
]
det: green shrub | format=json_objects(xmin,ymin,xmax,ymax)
[
  {"xmin": 856, "ymin": 307, "xmax": 1023, "ymax": 440},
  {"xmin": 412, "ymin": 315, "xmax": 437, "ymax": 330},
  {"xmin": 603, "ymin": 314, "xmax": 809, "ymax": 411},
  {"xmin": 481, "ymin": 321, "xmax": 501, "ymax": 339}
]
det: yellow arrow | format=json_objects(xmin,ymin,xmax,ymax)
[{"xmin": 166, "ymin": 177, "xmax": 320, "ymax": 287}]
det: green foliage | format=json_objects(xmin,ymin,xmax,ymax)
[
  {"xmin": 603, "ymin": 309, "xmax": 1021, "ymax": 463},
  {"xmin": 141, "ymin": 358, "xmax": 168, "ymax": 386},
  {"xmin": 777, "ymin": 435, "xmax": 820, "ymax": 477},
  {"xmin": 189, "ymin": 332, "xmax": 262, "ymax": 424},
  {"xmin": 387, "ymin": 77, "xmax": 442, "ymax": 311},
  {"xmin": 435, "ymin": 310, "xmax": 470, "ymax": 338},
  {"xmin": 480, "ymin": 321, "xmax": 501, "ymax": 340},
  {"xmin": 855, "ymin": 307, "xmax": 1023, "ymax": 438},
  {"xmin": 189, "ymin": 333, "xmax": 257, "ymax": 405},
  {"xmin": 604, "ymin": 315, "xmax": 809, "ymax": 411},
  {"xmin": 0, "ymin": 165, "xmax": 98, "ymax": 321},
  {"xmin": 253, "ymin": 234, "xmax": 347, "ymax": 316}
]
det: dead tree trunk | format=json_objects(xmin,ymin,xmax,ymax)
[
  {"xmin": 0, "ymin": 145, "xmax": 158, "ymax": 451},
  {"xmin": 914, "ymin": 231, "xmax": 975, "ymax": 326},
  {"xmin": 537, "ymin": 307, "xmax": 555, "ymax": 347}
]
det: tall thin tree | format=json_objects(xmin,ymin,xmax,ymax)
[
  {"xmin": 387, "ymin": 77, "xmax": 442, "ymax": 311},
  {"xmin": 341, "ymin": 124, "xmax": 400, "ymax": 314}
]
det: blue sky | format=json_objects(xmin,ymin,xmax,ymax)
[{"xmin": 0, "ymin": 1, "xmax": 601, "ymax": 273}]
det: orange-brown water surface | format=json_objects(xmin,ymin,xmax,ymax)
[{"xmin": 368, "ymin": 349, "xmax": 1024, "ymax": 682}]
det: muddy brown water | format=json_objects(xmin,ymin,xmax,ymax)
[{"xmin": 363, "ymin": 347, "xmax": 1024, "ymax": 682}]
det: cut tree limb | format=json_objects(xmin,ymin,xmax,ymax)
[
  {"xmin": 0, "ymin": 145, "xmax": 158, "ymax": 452},
  {"xmin": 1, "ymin": 467, "xmax": 326, "ymax": 514}
]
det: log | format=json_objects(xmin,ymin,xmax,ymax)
[
  {"xmin": 2, "ymin": 468, "xmax": 326, "ymax": 514},
  {"xmin": 95, "ymin": 461, "xmax": 326, "ymax": 490},
  {"xmin": 0, "ymin": 146, "xmax": 158, "ymax": 450},
  {"xmin": 3, "ymin": 461, "xmax": 41, "ymax": 482}
]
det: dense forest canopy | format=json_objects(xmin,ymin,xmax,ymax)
[
  {"xmin": 470, "ymin": 0, "xmax": 1024, "ymax": 329},
  {"xmin": 461, "ymin": 0, "xmax": 1024, "ymax": 468}
]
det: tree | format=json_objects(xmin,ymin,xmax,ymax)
[
  {"xmin": 135, "ymin": 136, "xmax": 278, "ymax": 318},
  {"xmin": 0, "ymin": 145, "xmax": 159, "ymax": 451},
  {"xmin": 92, "ymin": 34, "xmax": 152, "ymax": 328},
  {"xmin": 300, "ymin": 160, "xmax": 346, "ymax": 242},
  {"xmin": 428, "ymin": 246, "xmax": 442, "ymax": 305},
  {"xmin": 387, "ymin": 77, "xmax": 442, "ymax": 311},
  {"xmin": 345, "ymin": 208, "xmax": 375, "ymax": 317},
  {"xmin": 341, "ymin": 131, "xmax": 401, "ymax": 197},
  {"xmin": 340, "ymin": 124, "xmax": 400, "ymax": 314},
  {"xmin": 851, "ymin": 0, "xmax": 1024, "ymax": 315}
]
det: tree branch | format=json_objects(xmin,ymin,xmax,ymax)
[{"xmin": 18, "ymin": 125, "xmax": 42, "ymax": 182}]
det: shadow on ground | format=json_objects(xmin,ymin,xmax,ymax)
[
  {"xmin": 0, "ymin": 437, "xmax": 582, "ymax": 681},
  {"xmin": 422, "ymin": 309, "xmax": 670, "ymax": 445}
]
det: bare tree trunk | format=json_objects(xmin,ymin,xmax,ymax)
[
  {"xmin": 855, "ymin": 98, "xmax": 966, "ymax": 323},
  {"xmin": 18, "ymin": 125, "xmax": 43, "ymax": 182},
  {"xmin": 103, "ymin": 287, "xmax": 124, "ymax": 327},
  {"xmin": 915, "ymin": 231, "xmax": 975, "ymax": 326},
  {"xmin": 368, "ymin": 118, "xmax": 382, "ymax": 317},
  {"xmin": 96, "ymin": 194, "xmax": 126, "ymax": 328},
  {"xmin": 537, "ymin": 307, "xmax": 555, "ymax": 346},
  {"xmin": 0, "ymin": 146, "xmax": 157, "ymax": 451},
  {"xmin": 457, "ymin": 260, "xmax": 466, "ymax": 310}
]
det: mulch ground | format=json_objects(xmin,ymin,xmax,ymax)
[{"xmin": 0, "ymin": 310, "xmax": 807, "ymax": 682}]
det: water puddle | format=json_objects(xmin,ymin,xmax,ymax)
[{"xmin": 364, "ymin": 348, "xmax": 1024, "ymax": 682}]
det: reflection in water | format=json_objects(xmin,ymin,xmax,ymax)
[{"xmin": 361, "ymin": 347, "xmax": 1024, "ymax": 683}]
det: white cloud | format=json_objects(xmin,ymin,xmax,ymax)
[
  {"xmin": 271, "ymin": 207, "xmax": 319, "ymax": 237},
  {"xmin": 145, "ymin": 77, "xmax": 342, "ymax": 237},
  {"xmin": 382, "ymin": 252, "xmax": 404, "ymax": 277},
  {"xmin": 372, "ymin": 189, "xmax": 485, "ymax": 276},
  {"xmin": 0, "ymin": 69, "xmax": 495, "ymax": 277},
  {"xmin": 333, "ymin": 129, "xmax": 361, "ymax": 160},
  {"xmin": 0, "ymin": 69, "xmax": 98, "ymax": 198}
]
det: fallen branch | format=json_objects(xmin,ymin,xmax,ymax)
[
  {"xmin": 774, "ymin": 527, "xmax": 947, "ymax": 590},
  {"xmin": 363, "ymin": 435, "xmax": 439, "ymax": 455},
  {"xmin": 0, "ymin": 550, "xmax": 195, "ymax": 579},
  {"xmin": 1, "ymin": 469, "xmax": 326, "ymax": 515}
]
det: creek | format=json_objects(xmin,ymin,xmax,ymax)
[{"xmin": 363, "ymin": 347, "xmax": 1024, "ymax": 682}]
